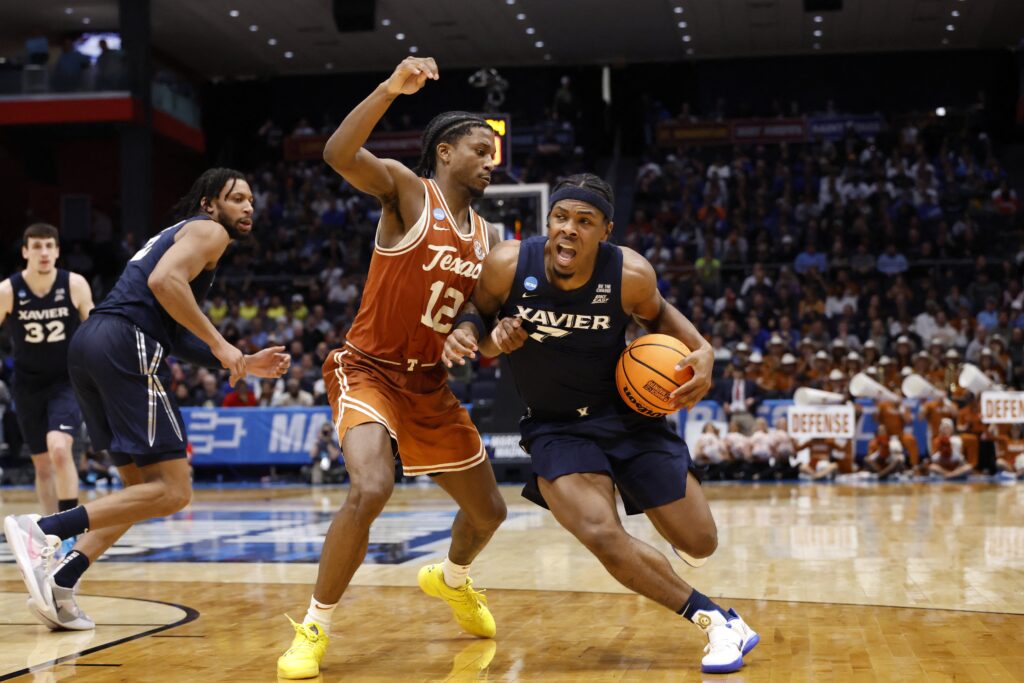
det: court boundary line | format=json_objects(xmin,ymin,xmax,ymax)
[{"xmin": 0, "ymin": 595, "xmax": 199, "ymax": 682}]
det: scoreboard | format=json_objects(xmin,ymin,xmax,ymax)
[{"xmin": 482, "ymin": 114, "xmax": 510, "ymax": 171}]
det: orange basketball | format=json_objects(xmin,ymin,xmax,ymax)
[{"xmin": 615, "ymin": 334, "xmax": 693, "ymax": 417}]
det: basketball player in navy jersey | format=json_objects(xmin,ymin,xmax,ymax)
[
  {"xmin": 0, "ymin": 224, "xmax": 93, "ymax": 530},
  {"xmin": 3, "ymin": 169, "xmax": 291, "ymax": 631},
  {"xmin": 443, "ymin": 174, "xmax": 760, "ymax": 674}
]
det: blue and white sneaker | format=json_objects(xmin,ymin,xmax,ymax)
[{"xmin": 694, "ymin": 608, "xmax": 759, "ymax": 674}]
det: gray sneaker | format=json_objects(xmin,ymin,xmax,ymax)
[
  {"xmin": 3, "ymin": 514, "xmax": 60, "ymax": 614},
  {"xmin": 27, "ymin": 578, "xmax": 94, "ymax": 631}
]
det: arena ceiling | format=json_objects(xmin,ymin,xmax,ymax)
[{"xmin": 2, "ymin": 0, "xmax": 1022, "ymax": 78}]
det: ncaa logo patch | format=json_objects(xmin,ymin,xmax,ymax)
[
  {"xmin": 524, "ymin": 276, "xmax": 538, "ymax": 291},
  {"xmin": 473, "ymin": 240, "xmax": 486, "ymax": 260},
  {"xmin": 432, "ymin": 208, "xmax": 446, "ymax": 221}
]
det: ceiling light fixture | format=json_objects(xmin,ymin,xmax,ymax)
[
  {"xmin": 946, "ymin": 24, "xmax": 955, "ymax": 31},
  {"xmin": 526, "ymin": 27, "xmax": 535, "ymax": 34},
  {"xmin": 951, "ymin": 10, "xmax": 960, "ymax": 17},
  {"xmin": 249, "ymin": 24, "xmax": 258, "ymax": 32},
  {"xmin": 284, "ymin": 51, "xmax": 294, "ymax": 59},
  {"xmin": 516, "ymin": 13, "xmax": 526, "ymax": 20},
  {"xmin": 678, "ymin": 21, "xmax": 687, "ymax": 28},
  {"xmin": 543, "ymin": 53, "xmax": 552, "ymax": 60},
  {"xmin": 683, "ymin": 34, "xmax": 692, "ymax": 42},
  {"xmin": 268, "ymin": 38, "xmax": 277, "ymax": 46},
  {"xmin": 813, "ymin": 29, "xmax": 822, "ymax": 37},
  {"xmin": 64, "ymin": 7, "xmax": 73, "ymax": 14},
  {"xmin": 535, "ymin": 40, "xmax": 544, "ymax": 48},
  {"xmin": 506, "ymin": 0, "xmax": 515, "ymax": 4},
  {"xmin": 409, "ymin": 45, "xmax": 419, "ymax": 53},
  {"xmin": 941, "ymin": 38, "xmax": 949, "ymax": 45},
  {"xmin": 686, "ymin": 47, "xmax": 694, "ymax": 55},
  {"xmin": 396, "ymin": 32, "xmax": 405, "ymax": 40},
  {"xmin": 381, "ymin": 18, "xmax": 391, "ymax": 26},
  {"xmin": 814, "ymin": 15, "xmax": 823, "ymax": 23},
  {"xmin": 229, "ymin": 9, "xmax": 239, "ymax": 17},
  {"xmin": 813, "ymin": 42, "xmax": 821, "ymax": 49},
  {"xmin": 674, "ymin": 6, "xmax": 683, "ymax": 14},
  {"xmin": 82, "ymin": 17, "xmax": 91, "ymax": 24},
  {"xmin": 935, "ymin": 107, "xmax": 946, "ymax": 117}
]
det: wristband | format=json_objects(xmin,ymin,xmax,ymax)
[{"xmin": 453, "ymin": 312, "xmax": 486, "ymax": 340}]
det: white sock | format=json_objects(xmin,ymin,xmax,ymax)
[
  {"xmin": 304, "ymin": 595, "xmax": 337, "ymax": 634},
  {"xmin": 442, "ymin": 556, "xmax": 471, "ymax": 589}
]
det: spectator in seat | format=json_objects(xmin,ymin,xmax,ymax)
[
  {"xmin": 223, "ymin": 379, "xmax": 258, "ymax": 408},
  {"xmin": 930, "ymin": 419, "xmax": 974, "ymax": 480},
  {"xmin": 864, "ymin": 425, "xmax": 906, "ymax": 480}
]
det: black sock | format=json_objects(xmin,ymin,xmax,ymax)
[
  {"xmin": 679, "ymin": 589, "xmax": 727, "ymax": 622},
  {"xmin": 58, "ymin": 498, "xmax": 78, "ymax": 512},
  {"xmin": 52, "ymin": 550, "xmax": 90, "ymax": 588},
  {"xmin": 37, "ymin": 506, "xmax": 90, "ymax": 540}
]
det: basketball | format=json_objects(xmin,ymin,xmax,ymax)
[{"xmin": 615, "ymin": 334, "xmax": 693, "ymax": 417}]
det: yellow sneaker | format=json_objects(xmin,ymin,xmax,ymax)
[
  {"xmin": 277, "ymin": 616, "xmax": 329, "ymax": 679},
  {"xmin": 417, "ymin": 564, "xmax": 496, "ymax": 638}
]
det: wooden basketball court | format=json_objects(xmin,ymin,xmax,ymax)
[{"xmin": 2, "ymin": 481, "xmax": 1023, "ymax": 681}]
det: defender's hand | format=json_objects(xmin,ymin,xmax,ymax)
[
  {"xmin": 384, "ymin": 57, "xmax": 439, "ymax": 96},
  {"xmin": 245, "ymin": 346, "xmax": 292, "ymax": 378},
  {"xmin": 491, "ymin": 317, "xmax": 528, "ymax": 354},
  {"xmin": 669, "ymin": 344, "xmax": 714, "ymax": 410},
  {"xmin": 443, "ymin": 325, "xmax": 479, "ymax": 368}
]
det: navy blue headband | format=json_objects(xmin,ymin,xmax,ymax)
[{"xmin": 549, "ymin": 187, "xmax": 614, "ymax": 220}]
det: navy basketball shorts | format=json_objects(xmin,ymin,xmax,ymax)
[
  {"xmin": 520, "ymin": 406, "xmax": 699, "ymax": 515},
  {"xmin": 67, "ymin": 314, "xmax": 187, "ymax": 468},
  {"xmin": 12, "ymin": 379, "xmax": 81, "ymax": 454}
]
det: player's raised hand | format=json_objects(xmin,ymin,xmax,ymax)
[
  {"xmin": 669, "ymin": 344, "xmax": 714, "ymax": 410},
  {"xmin": 245, "ymin": 346, "xmax": 292, "ymax": 378},
  {"xmin": 214, "ymin": 341, "xmax": 247, "ymax": 387},
  {"xmin": 491, "ymin": 316, "xmax": 527, "ymax": 354},
  {"xmin": 443, "ymin": 325, "xmax": 479, "ymax": 368},
  {"xmin": 384, "ymin": 57, "xmax": 439, "ymax": 96}
]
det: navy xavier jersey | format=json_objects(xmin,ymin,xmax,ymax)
[
  {"xmin": 499, "ymin": 236, "xmax": 630, "ymax": 418},
  {"xmin": 7, "ymin": 269, "xmax": 79, "ymax": 384},
  {"xmin": 93, "ymin": 216, "xmax": 215, "ymax": 349}
]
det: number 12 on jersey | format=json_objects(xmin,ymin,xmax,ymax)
[{"xmin": 420, "ymin": 280, "xmax": 464, "ymax": 334}]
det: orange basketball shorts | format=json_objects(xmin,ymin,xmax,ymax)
[{"xmin": 323, "ymin": 346, "xmax": 486, "ymax": 476}]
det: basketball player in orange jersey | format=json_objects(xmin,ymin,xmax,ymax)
[
  {"xmin": 277, "ymin": 57, "xmax": 506, "ymax": 680},
  {"xmin": 442, "ymin": 174, "xmax": 759, "ymax": 675}
]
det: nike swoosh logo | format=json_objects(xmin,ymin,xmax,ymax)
[
  {"xmin": 59, "ymin": 424, "xmax": 73, "ymax": 430},
  {"xmin": 18, "ymin": 300, "xmax": 29, "ymax": 305},
  {"xmin": 432, "ymin": 224, "xmax": 449, "ymax": 231},
  {"xmin": 522, "ymin": 292, "xmax": 537, "ymax": 298}
]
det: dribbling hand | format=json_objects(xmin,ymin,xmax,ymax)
[
  {"xmin": 669, "ymin": 344, "xmax": 714, "ymax": 410},
  {"xmin": 214, "ymin": 341, "xmax": 247, "ymax": 387},
  {"xmin": 384, "ymin": 57, "xmax": 439, "ymax": 97},
  {"xmin": 443, "ymin": 326, "xmax": 478, "ymax": 368}
]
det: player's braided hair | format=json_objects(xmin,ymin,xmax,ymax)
[
  {"xmin": 551, "ymin": 173, "xmax": 615, "ymax": 221},
  {"xmin": 414, "ymin": 111, "xmax": 491, "ymax": 178},
  {"xmin": 170, "ymin": 167, "xmax": 247, "ymax": 222}
]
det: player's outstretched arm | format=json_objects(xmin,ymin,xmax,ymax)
[
  {"xmin": 148, "ymin": 220, "xmax": 245, "ymax": 385},
  {"xmin": 69, "ymin": 272, "xmax": 94, "ymax": 320},
  {"xmin": 620, "ymin": 247, "xmax": 713, "ymax": 410},
  {"xmin": 323, "ymin": 57, "xmax": 437, "ymax": 205},
  {"xmin": 442, "ymin": 240, "xmax": 522, "ymax": 366}
]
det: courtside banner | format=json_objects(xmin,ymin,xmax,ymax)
[
  {"xmin": 787, "ymin": 405, "xmax": 855, "ymax": 439},
  {"xmin": 182, "ymin": 407, "xmax": 332, "ymax": 465},
  {"xmin": 980, "ymin": 391, "xmax": 1024, "ymax": 424}
]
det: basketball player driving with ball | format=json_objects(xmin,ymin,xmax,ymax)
[{"xmin": 443, "ymin": 173, "xmax": 760, "ymax": 675}]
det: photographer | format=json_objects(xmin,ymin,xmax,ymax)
[{"xmin": 308, "ymin": 422, "xmax": 344, "ymax": 485}]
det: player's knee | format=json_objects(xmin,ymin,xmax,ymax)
[
  {"xmin": 158, "ymin": 483, "xmax": 192, "ymax": 515},
  {"xmin": 347, "ymin": 478, "xmax": 393, "ymax": 518},
  {"xmin": 468, "ymin": 495, "xmax": 507, "ymax": 532},
  {"xmin": 690, "ymin": 527, "xmax": 718, "ymax": 559},
  {"xmin": 576, "ymin": 522, "xmax": 628, "ymax": 561},
  {"xmin": 49, "ymin": 443, "xmax": 70, "ymax": 463}
]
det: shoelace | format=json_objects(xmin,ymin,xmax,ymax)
[
  {"xmin": 285, "ymin": 617, "xmax": 322, "ymax": 653},
  {"xmin": 453, "ymin": 579, "xmax": 489, "ymax": 609},
  {"xmin": 703, "ymin": 624, "xmax": 741, "ymax": 656}
]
